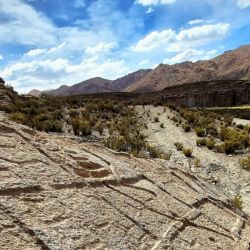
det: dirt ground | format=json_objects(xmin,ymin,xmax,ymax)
[{"xmin": 136, "ymin": 105, "xmax": 250, "ymax": 215}]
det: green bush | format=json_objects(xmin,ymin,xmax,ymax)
[
  {"xmin": 146, "ymin": 145, "xmax": 171, "ymax": 160},
  {"xmin": 232, "ymin": 195, "xmax": 243, "ymax": 210},
  {"xmin": 43, "ymin": 120, "xmax": 63, "ymax": 133},
  {"xmin": 214, "ymin": 144, "xmax": 226, "ymax": 153},
  {"xmin": 9, "ymin": 112, "xmax": 28, "ymax": 124},
  {"xmin": 104, "ymin": 135, "xmax": 126, "ymax": 152},
  {"xmin": 160, "ymin": 123, "xmax": 164, "ymax": 128},
  {"xmin": 174, "ymin": 142, "xmax": 183, "ymax": 151},
  {"xmin": 194, "ymin": 126, "xmax": 206, "ymax": 137},
  {"xmin": 182, "ymin": 124, "xmax": 191, "ymax": 132},
  {"xmin": 220, "ymin": 128, "xmax": 250, "ymax": 154},
  {"xmin": 206, "ymin": 138, "xmax": 216, "ymax": 150},
  {"xmin": 194, "ymin": 158, "xmax": 201, "ymax": 168},
  {"xmin": 196, "ymin": 138, "xmax": 207, "ymax": 147},
  {"xmin": 182, "ymin": 148, "xmax": 193, "ymax": 158},
  {"xmin": 239, "ymin": 156, "xmax": 250, "ymax": 170},
  {"xmin": 79, "ymin": 120, "xmax": 91, "ymax": 136}
]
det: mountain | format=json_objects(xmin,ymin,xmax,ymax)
[
  {"xmin": 49, "ymin": 77, "xmax": 113, "ymax": 96},
  {"xmin": 112, "ymin": 69, "xmax": 151, "ymax": 91},
  {"xmin": 28, "ymin": 69, "xmax": 151, "ymax": 96},
  {"xmin": 28, "ymin": 45, "xmax": 250, "ymax": 96},
  {"xmin": 125, "ymin": 45, "xmax": 250, "ymax": 92},
  {"xmin": 28, "ymin": 89, "xmax": 44, "ymax": 97}
]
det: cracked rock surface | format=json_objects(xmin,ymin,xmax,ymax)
[{"xmin": 0, "ymin": 114, "xmax": 249, "ymax": 249}]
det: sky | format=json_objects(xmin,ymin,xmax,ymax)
[{"xmin": 0, "ymin": 0, "xmax": 250, "ymax": 93}]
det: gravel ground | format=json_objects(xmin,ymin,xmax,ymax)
[{"xmin": 136, "ymin": 105, "xmax": 250, "ymax": 215}]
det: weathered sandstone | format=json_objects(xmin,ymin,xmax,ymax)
[{"xmin": 0, "ymin": 113, "xmax": 249, "ymax": 249}]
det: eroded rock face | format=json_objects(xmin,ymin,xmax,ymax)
[
  {"xmin": 0, "ymin": 79, "xmax": 15, "ymax": 106},
  {"xmin": 0, "ymin": 114, "xmax": 249, "ymax": 249}
]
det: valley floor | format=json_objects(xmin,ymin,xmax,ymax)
[{"xmin": 136, "ymin": 105, "xmax": 250, "ymax": 216}]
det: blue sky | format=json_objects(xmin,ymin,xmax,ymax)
[{"xmin": 0, "ymin": 0, "xmax": 250, "ymax": 93}]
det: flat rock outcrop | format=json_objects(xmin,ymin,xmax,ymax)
[{"xmin": 0, "ymin": 114, "xmax": 249, "ymax": 249}]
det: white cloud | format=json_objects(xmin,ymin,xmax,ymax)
[
  {"xmin": 26, "ymin": 49, "xmax": 47, "ymax": 57},
  {"xmin": 176, "ymin": 23, "xmax": 230, "ymax": 41},
  {"xmin": 0, "ymin": 57, "xmax": 129, "ymax": 93},
  {"xmin": 163, "ymin": 49, "xmax": 217, "ymax": 64},
  {"xmin": 136, "ymin": 0, "xmax": 175, "ymax": 6},
  {"xmin": 133, "ymin": 23, "xmax": 230, "ymax": 52},
  {"xmin": 146, "ymin": 7, "xmax": 154, "ymax": 13},
  {"xmin": 74, "ymin": 0, "xmax": 86, "ymax": 8},
  {"xmin": 188, "ymin": 19, "xmax": 205, "ymax": 25},
  {"xmin": 133, "ymin": 29, "xmax": 175, "ymax": 52},
  {"xmin": 237, "ymin": 0, "xmax": 250, "ymax": 8},
  {"xmin": 0, "ymin": 55, "xmax": 3, "ymax": 60},
  {"xmin": 0, "ymin": 0, "xmax": 56, "ymax": 46},
  {"xmin": 85, "ymin": 42, "xmax": 116, "ymax": 55}
]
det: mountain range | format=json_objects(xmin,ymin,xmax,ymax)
[{"xmin": 28, "ymin": 45, "xmax": 250, "ymax": 96}]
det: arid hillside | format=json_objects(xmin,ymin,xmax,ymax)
[
  {"xmin": 125, "ymin": 45, "xmax": 250, "ymax": 92},
  {"xmin": 32, "ymin": 69, "xmax": 151, "ymax": 96},
  {"xmin": 0, "ymin": 113, "xmax": 249, "ymax": 249}
]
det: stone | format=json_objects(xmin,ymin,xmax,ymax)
[{"xmin": 0, "ymin": 113, "xmax": 249, "ymax": 249}]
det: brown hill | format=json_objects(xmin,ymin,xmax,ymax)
[
  {"xmin": 27, "ymin": 89, "xmax": 44, "ymax": 97},
  {"xmin": 112, "ymin": 69, "xmax": 151, "ymax": 91},
  {"xmin": 125, "ymin": 45, "xmax": 250, "ymax": 92},
  {"xmin": 49, "ymin": 77, "xmax": 113, "ymax": 96},
  {"xmin": 35, "ymin": 69, "xmax": 151, "ymax": 96}
]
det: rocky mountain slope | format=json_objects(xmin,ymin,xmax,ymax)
[
  {"xmin": 30, "ymin": 69, "xmax": 151, "ymax": 96},
  {"xmin": 0, "ymin": 78, "xmax": 18, "ymax": 106},
  {"xmin": 125, "ymin": 45, "xmax": 250, "ymax": 92},
  {"xmin": 0, "ymin": 113, "xmax": 249, "ymax": 249},
  {"xmin": 49, "ymin": 77, "xmax": 113, "ymax": 96}
]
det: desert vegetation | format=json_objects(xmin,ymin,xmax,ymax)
[
  {"xmin": 171, "ymin": 106, "xmax": 250, "ymax": 155},
  {"xmin": 1, "ymin": 95, "xmax": 173, "ymax": 160}
]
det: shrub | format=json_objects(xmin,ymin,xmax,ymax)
[
  {"xmin": 194, "ymin": 127, "xmax": 206, "ymax": 137},
  {"xmin": 104, "ymin": 135, "xmax": 126, "ymax": 152},
  {"xmin": 206, "ymin": 138, "xmax": 216, "ymax": 150},
  {"xmin": 154, "ymin": 117, "xmax": 159, "ymax": 122},
  {"xmin": 146, "ymin": 145, "xmax": 172, "ymax": 160},
  {"xmin": 196, "ymin": 138, "xmax": 207, "ymax": 147},
  {"xmin": 232, "ymin": 195, "xmax": 243, "ymax": 210},
  {"xmin": 43, "ymin": 120, "xmax": 63, "ymax": 133},
  {"xmin": 214, "ymin": 144, "xmax": 226, "ymax": 153},
  {"xmin": 194, "ymin": 158, "xmax": 201, "ymax": 168},
  {"xmin": 9, "ymin": 112, "xmax": 28, "ymax": 124},
  {"xmin": 174, "ymin": 142, "xmax": 183, "ymax": 151},
  {"xmin": 95, "ymin": 123, "xmax": 104, "ymax": 135},
  {"xmin": 239, "ymin": 156, "xmax": 250, "ymax": 170},
  {"xmin": 217, "ymin": 127, "xmax": 249, "ymax": 154},
  {"xmin": 71, "ymin": 118, "xmax": 81, "ymax": 135},
  {"xmin": 182, "ymin": 148, "xmax": 193, "ymax": 158},
  {"xmin": 146, "ymin": 145, "xmax": 161, "ymax": 158},
  {"xmin": 181, "ymin": 110, "xmax": 197, "ymax": 124},
  {"xmin": 160, "ymin": 123, "xmax": 164, "ymax": 128},
  {"xmin": 79, "ymin": 120, "xmax": 91, "ymax": 136},
  {"xmin": 182, "ymin": 124, "xmax": 191, "ymax": 132}
]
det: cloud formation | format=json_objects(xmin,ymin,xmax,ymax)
[
  {"xmin": 135, "ymin": 0, "xmax": 175, "ymax": 6},
  {"xmin": 163, "ymin": 49, "xmax": 217, "ymax": 64},
  {"xmin": 237, "ymin": 0, "xmax": 250, "ymax": 8},
  {"xmin": 133, "ymin": 23, "xmax": 230, "ymax": 52},
  {"xmin": 0, "ymin": 0, "xmax": 249, "ymax": 93}
]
